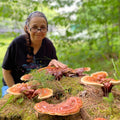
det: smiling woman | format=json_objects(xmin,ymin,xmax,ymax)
[
  {"xmin": 27, "ymin": 17, "xmax": 48, "ymax": 55},
  {"xmin": 1, "ymin": 11, "xmax": 67, "ymax": 97}
]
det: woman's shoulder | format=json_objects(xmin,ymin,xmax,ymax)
[
  {"xmin": 13, "ymin": 34, "xmax": 26, "ymax": 43},
  {"xmin": 42, "ymin": 37, "xmax": 56, "ymax": 51},
  {"xmin": 10, "ymin": 34, "xmax": 26, "ymax": 46},
  {"xmin": 43, "ymin": 37, "xmax": 54, "ymax": 45}
]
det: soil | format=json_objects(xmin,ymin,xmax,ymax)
[{"xmin": 0, "ymin": 77, "xmax": 120, "ymax": 120}]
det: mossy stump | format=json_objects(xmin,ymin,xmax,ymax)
[{"xmin": 0, "ymin": 77, "xmax": 120, "ymax": 120}]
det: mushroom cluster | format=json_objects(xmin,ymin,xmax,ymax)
[
  {"xmin": 21, "ymin": 66, "xmax": 91, "ymax": 81},
  {"xmin": 81, "ymin": 71, "xmax": 120, "ymax": 96},
  {"xmin": 7, "ymin": 81, "xmax": 53, "ymax": 99},
  {"xmin": 7, "ymin": 81, "xmax": 83, "ymax": 116}
]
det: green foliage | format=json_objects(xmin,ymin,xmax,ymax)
[
  {"xmin": 103, "ymin": 93, "xmax": 114, "ymax": 104},
  {"xmin": 0, "ymin": 0, "xmax": 120, "ymax": 59},
  {"xmin": 0, "ymin": 0, "xmax": 40, "ymax": 21},
  {"xmin": 0, "ymin": 95, "xmax": 14, "ymax": 111},
  {"xmin": 103, "ymin": 93, "xmax": 114, "ymax": 114},
  {"xmin": 54, "ymin": 40, "xmax": 114, "ymax": 73},
  {"xmin": 30, "ymin": 69, "xmax": 55, "ymax": 87},
  {"xmin": 112, "ymin": 59, "xmax": 120, "ymax": 79},
  {"xmin": 0, "ymin": 42, "xmax": 5, "ymax": 46},
  {"xmin": 16, "ymin": 97, "xmax": 24, "ymax": 104}
]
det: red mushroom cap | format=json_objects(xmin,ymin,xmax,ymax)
[
  {"xmin": 81, "ymin": 76, "xmax": 104, "ymax": 87},
  {"xmin": 20, "ymin": 74, "xmax": 33, "ymax": 81},
  {"xmin": 91, "ymin": 71, "xmax": 108, "ymax": 80},
  {"xmin": 37, "ymin": 88, "xmax": 53, "ymax": 99},
  {"xmin": 7, "ymin": 83, "xmax": 28, "ymax": 95},
  {"xmin": 110, "ymin": 79, "xmax": 120, "ymax": 85},
  {"xmin": 34, "ymin": 97, "xmax": 82, "ymax": 116}
]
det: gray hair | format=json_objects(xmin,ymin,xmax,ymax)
[{"xmin": 25, "ymin": 11, "xmax": 48, "ymax": 29}]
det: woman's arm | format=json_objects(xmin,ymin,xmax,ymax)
[{"xmin": 2, "ymin": 68, "xmax": 15, "ymax": 87}]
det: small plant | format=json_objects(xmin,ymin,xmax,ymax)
[
  {"xmin": 112, "ymin": 59, "xmax": 120, "ymax": 80},
  {"xmin": 0, "ymin": 95, "xmax": 14, "ymax": 111},
  {"xmin": 103, "ymin": 93, "xmax": 114, "ymax": 114},
  {"xmin": 16, "ymin": 97, "xmax": 24, "ymax": 104},
  {"xmin": 30, "ymin": 69, "xmax": 55, "ymax": 87}
]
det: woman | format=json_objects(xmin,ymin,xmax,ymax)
[{"xmin": 2, "ymin": 11, "xmax": 67, "ymax": 97}]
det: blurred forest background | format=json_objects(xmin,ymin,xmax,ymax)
[{"xmin": 0, "ymin": 0, "xmax": 120, "ymax": 96}]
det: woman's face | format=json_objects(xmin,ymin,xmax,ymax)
[{"xmin": 27, "ymin": 17, "xmax": 47, "ymax": 44}]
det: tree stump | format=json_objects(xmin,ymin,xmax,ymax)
[{"xmin": 0, "ymin": 77, "xmax": 120, "ymax": 120}]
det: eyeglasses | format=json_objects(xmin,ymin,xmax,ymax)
[{"xmin": 29, "ymin": 26, "xmax": 47, "ymax": 33}]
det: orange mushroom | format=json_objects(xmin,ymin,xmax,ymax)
[
  {"xmin": 81, "ymin": 71, "xmax": 120, "ymax": 96},
  {"xmin": 34, "ymin": 97, "xmax": 82, "ymax": 116},
  {"xmin": 94, "ymin": 118, "xmax": 107, "ymax": 120},
  {"xmin": 32, "ymin": 88, "xmax": 53, "ymax": 99},
  {"xmin": 81, "ymin": 76, "xmax": 104, "ymax": 87},
  {"xmin": 20, "ymin": 74, "xmax": 33, "ymax": 81},
  {"xmin": 91, "ymin": 71, "xmax": 108, "ymax": 80},
  {"xmin": 7, "ymin": 83, "xmax": 53, "ymax": 99},
  {"xmin": 7, "ymin": 83, "xmax": 28, "ymax": 95},
  {"xmin": 21, "ymin": 66, "xmax": 91, "ymax": 81},
  {"xmin": 37, "ymin": 66, "xmax": 91, "ymax": 79}
]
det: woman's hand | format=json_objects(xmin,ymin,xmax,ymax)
[{"xmin": 48, "ymin": 59, "xmax": 67, "ymax": 68}]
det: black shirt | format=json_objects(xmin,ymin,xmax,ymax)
[{"xmin": 2, "ymin": 34, "xmax": 57, "ymax": 85}]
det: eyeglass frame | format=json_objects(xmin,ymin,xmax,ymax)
[{"xmin": 29, "ymin": 26, "xmax": 47, "ymax": 33}]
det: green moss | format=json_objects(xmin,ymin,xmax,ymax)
[
  {"xmin": 28, "ymin": 69, "xmax": 84, "ymax": 97},
  {"xmin": 86, "ymin": 101, "xmax": 120, "ymax": 120},
  {"xmin": 60, "ymin": 77, "xmax": 84, "ymax": 95},
  {"xmin": 109, "ymin": 113, "xmax": 120, "ymax": 120},
  {"xmin": 22, "ymin": 112, "xmax": 37, "ymax": 120},
  {"xmin": 0, "ymin": 94, "xmax": 38, "ymax": 119}
]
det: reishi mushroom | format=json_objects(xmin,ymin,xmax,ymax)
[
  {"xmin": 7, "ymin": 83, "xmax": 53, "ymax": 99},
  {"xmin": 20, "ymin": 66, "xmax": 91, "ymax": 81},
  {"xmin": 91, "ymin": 71, "xmax": 108, "ymax": 80},
  {"xmin": 81, "ymin": 71, "xmax": 120, "ymax": 96},
  {"xmin": 32, "ymin": 88, "xmax": 53, "ymax": 99},
  {"xmin": 20, "ymin": 74, "xmax": 33, "ymax": 81},
  {"xmin": 94, "ymin": 118, "xmax": 107, "ymax": 120},
  {"xmin": 34, "ymin": 96, "xmax": 82, "ymax": 116}
]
